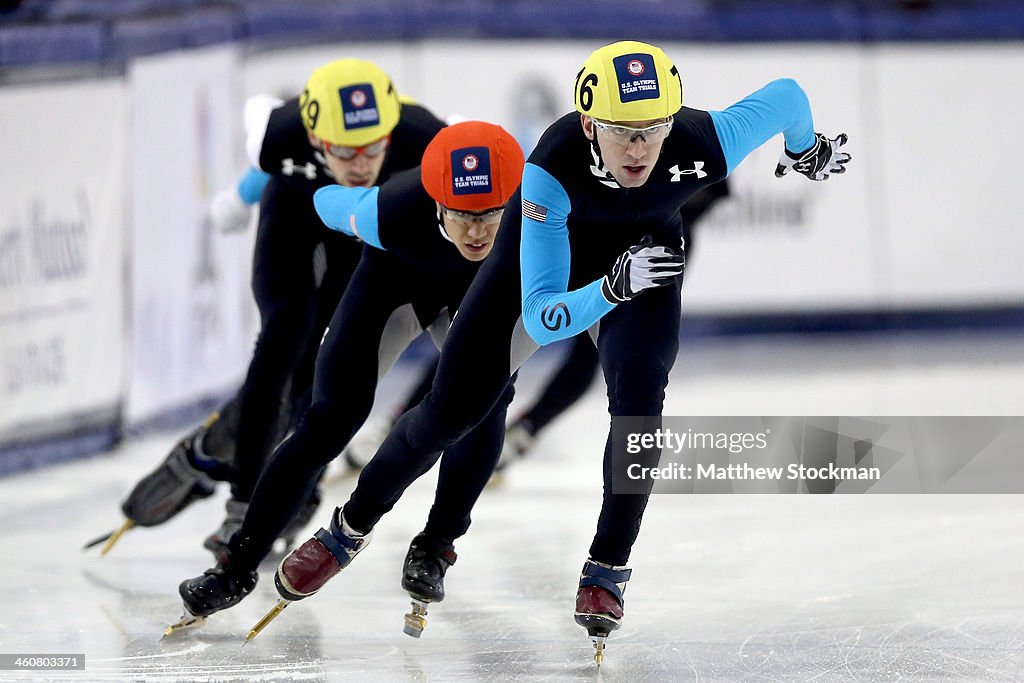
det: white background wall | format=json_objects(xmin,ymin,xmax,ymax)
[
  {"xmin": 0, "ymin": 78, "xmax": 127, "ymax": 440},
  {"xmin": 127, "ymin": 46, "xmax": 258, "ymax": 425}
]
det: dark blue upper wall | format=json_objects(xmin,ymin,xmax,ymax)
[{"xmin": 2, "ymin": 1, "xmax": 1023, "ymax": 66}]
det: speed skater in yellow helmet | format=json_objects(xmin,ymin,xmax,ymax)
[
  {"xmin": 574, "ymin": 40, "xmax": 684, "ymax": 123},
  {"xmin": 300, "ymin": 58, "xmax": 402, "ymax": 148}
]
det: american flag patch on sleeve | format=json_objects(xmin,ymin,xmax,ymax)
[{"xmin": 522, "ymin": 198, "xmax": 548, "ymax": 223}]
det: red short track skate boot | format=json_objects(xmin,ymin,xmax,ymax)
[
  {"xmin": 574, "ymin": 559, "xmax": 632, "ymax": 666},
  {"xmin": 274, "ymin": 508, "xmax": 372, "ymax": 602}
]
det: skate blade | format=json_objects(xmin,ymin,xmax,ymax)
[
  {"xmin": 575, "ymin": 614, "xmax": 616, "ymax": 668},
  {"xmin": 98, "ymin": 520, "xmax": 135, "ymax": 556},
  {"xmin": 402, "ymin": 598, "xmax": 429, "ymax": 638},
  {"xmin": 245, "ymin": 599, "xmax": 289, "ymax": 642},
  {"xmin": 163, "ymin": 612, "xmax": 206, "ymax": 638},
  {"xmin": 82, "ymin": 531, "xmax": 113, "ymax": 551},
  {"xmin": 592, "ymin": 636, "xmax": 607, "ymax": 668}
]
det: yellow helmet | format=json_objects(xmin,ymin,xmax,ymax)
[
  {"xmin": 299, "ymin": 58, "xmax": 401, "ymax": 147},
  {"xmin": 573, "ymin": 41, "xmax": 684, "ymax": 122}
]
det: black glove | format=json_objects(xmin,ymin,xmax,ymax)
[
  {"xmin": 775, "ymin": 132, "xmax": 851, "ymax": 181},
  {"xmin": 601, "ymin": 236, "xmax": 686, "ymax": 304}
]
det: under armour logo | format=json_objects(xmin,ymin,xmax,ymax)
[
  {"xmin": 669, "ymin": 162, "xmax": 707, "ymax": 181},
  {"xmin": 282, "ymin": 158, "xmax": 317, "ymax": 179}
]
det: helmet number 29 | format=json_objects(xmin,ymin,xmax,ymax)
[{"xmin": 299, "ymin": 87, "xmax": 320, "ymax": 129}]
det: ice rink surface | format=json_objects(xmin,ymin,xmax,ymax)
[{"xmin": 2, "ymin": 331, "xmax": 1023, "ymax": 682}]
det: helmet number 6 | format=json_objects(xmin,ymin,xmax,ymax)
[{"xmin": 577, "ymin": 72, "xmax": 598, "ymax": 112}]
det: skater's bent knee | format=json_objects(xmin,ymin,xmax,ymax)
[{"xmin": 607, "ymin": 354, "xmax": 669, "ymax": 415}]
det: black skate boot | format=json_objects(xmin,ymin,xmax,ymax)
[
  {"xmin": 402, "ymin": 533, "xmax": 457, "ymax": 602},
  {"xmin": 574, "ymin": 559, "xmax": 631, "ymax": 667},
  {"xmin": 202, "ymin": 498, "xmax": 249, "ymax": 564},
  {"xmin": 90, "ymin": 416, "xmax": 227, "ymax": 557},
  {"xmin": 245, "ymin": 508, "xmax": 372, "ymax": 641},
  {"xmin": 121, "ymin": 427, "xmax": 217, "ymax": 527},
  {"xmin": 168, "ymin": 553, "xmax": 257, "ymax": 636},
  {"xmin": 401, "ymin": 533, "xmax": 457, "ymax": 638}
]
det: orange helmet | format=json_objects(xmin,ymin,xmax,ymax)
[{"xmin": 420, "ymin": 121, "xmax": 525, "ymax": 213}]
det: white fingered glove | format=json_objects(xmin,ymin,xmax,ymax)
[
  {"xmin": 601, "ymin": 236, "xmax": 686, "ymax": 304},
  {"xmin": 209, "ymin": 187, "xmax": 253, "ymax": 234},
  {"xmin": 775, "ymin": 132, "xmax": 851, "ymax": 181}
]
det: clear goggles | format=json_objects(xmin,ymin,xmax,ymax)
[
  {"xmin": 322, "ymin": 135, "xmax": 390, "ymax": 160},
  {"xmin": 593, "ymin": 118, "xmax": 674, "ymax": 145},
  {"xmin": 441, "ymin": 205, "xmax": 504, "ymax": 226}
]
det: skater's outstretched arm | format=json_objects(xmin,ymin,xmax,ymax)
[{"xmin": 314, "ymin": 185, "xmax": 384, "ymax": 248}]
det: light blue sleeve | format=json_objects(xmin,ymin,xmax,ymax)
[
  {"xmin": 708, "ymin": 78, "xmax": 816, "ymax": 176},
  {"xmin": 313, "ymin": 185, "xmax": 383, "ymax": 249},
  {"xmin": 520, "ymin": 163, "xmax": 615, "ymax": 346},
  {"xmin": 236, "ymin": 167, "xmax": 270, "ymax": 205}
]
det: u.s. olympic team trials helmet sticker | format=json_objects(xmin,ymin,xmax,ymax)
[
  {"xmin": 450, "ymin": 146, "xmax": 492, "ymax": 195},
  {"xmin": 339, "ymin": 83, "xmax": 380, "ymax": 130},
  {"xmin": 613, "ymin": 53, "xmax": 660, "ymax": 103}
]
